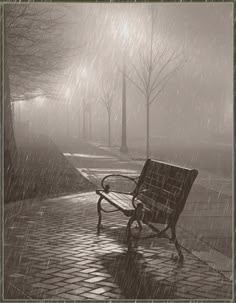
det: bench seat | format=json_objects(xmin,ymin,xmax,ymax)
[
  {"xmin": 96, "ymin": 189, "xmax": 175, "ymax": 219},
  {"xmin": 96, "ymin": 190, "xmax": 135, "ymax": 215}
]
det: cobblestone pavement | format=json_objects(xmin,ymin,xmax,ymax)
[{"xmin": 4, "ymin": 192, "xmax": 232, "ymax": 300}]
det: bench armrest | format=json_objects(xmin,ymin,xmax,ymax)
[
  {"xmin": 131, "ymin": 189, "xmax": 149, "ymax": 209},
  {"xmin": 101, "ymin": 174, "xmax": 139, "ymax": 194}
]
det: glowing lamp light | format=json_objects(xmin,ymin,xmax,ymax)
[
  {"xmin": 121, "ymin": 22, "xmax": 129, "ymax": 41},
  {"xmin": 65, "ymin": 87, "xmax": 71, "ymax": 99}
]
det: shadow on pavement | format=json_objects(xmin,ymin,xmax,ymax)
[{"xmin": 100, "ymin": 249, "xmax": 177, "ymax": 299}]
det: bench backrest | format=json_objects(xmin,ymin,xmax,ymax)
[{"xmin": 136, "ymin": 159, "xmax": 198, "ymax": 223}]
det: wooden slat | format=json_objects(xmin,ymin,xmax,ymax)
[{"xmin": 99, "ymin": 191, "xmax": 134, "ymax": 211}]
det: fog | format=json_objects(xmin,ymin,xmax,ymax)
[{"xmin": 12, "ymin": 3, "xmax": 233, "ymax": 152}]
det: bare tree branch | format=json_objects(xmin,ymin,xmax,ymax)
[
  {"xmin": 125, "ymin": 72, "xmax": 146, "ymax": 97},
  {"xmin": 5, "ymin": 4, "xmax": 83, "ymax": 102},
  {"xmin": 149, "ymin": 64, "xmax": 182, "ymax": 105},
  {"xmin": 130, "ymin": 61, "xmax": 148, "ymax": 92},
  {"xmin": 149, "ymin": 50, "xmax": 179, "ymax": 93}
]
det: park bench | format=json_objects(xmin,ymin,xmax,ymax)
[{"xmin": 96, "ymin": 159, "xmax": 198, "ymax": 263}]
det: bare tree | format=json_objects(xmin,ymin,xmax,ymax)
[
  {"xmin": 3, "ymin": 4, "xmax": 82, "ymax": 194},
  {"xmin": 126, "ymin": 8, "xmax": 183, "ymax": 158},
  {"xmin": 5, "ymin": 4, "xmax": 81, "ymax": 102},
  {"xmin": 100, "ymin": 83, "xmax": 114, "ymax": 147}
]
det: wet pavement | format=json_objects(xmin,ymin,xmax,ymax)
[
  {"xmin": 62, "ymin": 140, "xmax": 233, "ymax": 279},
  {"xmin": 4, "ymin": 192, "xmax": 232, "ymax": 300},
  {"xmin": 4, "ymin": 140, "xmax": 233, "ymax": 300}
]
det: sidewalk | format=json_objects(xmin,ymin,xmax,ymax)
[
  {"xmin": 62, "ymin": 140, "xmax": 233, "ymax": 280},
  {"xmin": 92, "ymin": 142, "xmax": 232, "ymax": 196},
  {"xmin": 4, "ymin": 192, "xmax": 232, "ymax": 300}
]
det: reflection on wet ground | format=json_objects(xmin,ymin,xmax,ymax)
[
  {"xmin": 5, "ymin": 192, "xmax": 232, "ymax": 300},
  {"xmin": 64, "ymin": 142, "xmax": 232, "ymax": 273},
  {"xmin": 101, "ymin": 250, "xmax": 176, "ymax": 299}
]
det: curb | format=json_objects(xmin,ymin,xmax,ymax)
[{"xmin": 177, "ymin": 225, "xmax": 232, "ymax": 281}]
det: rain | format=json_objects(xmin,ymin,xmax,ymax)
[{"xmin": 3, "ymin": 2, "xmax": 233, "ymax": 300}]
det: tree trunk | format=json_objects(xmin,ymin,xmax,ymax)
[
  {"xmin": 4, "ymin": 65, "xmax": 17, "ymax": 169},
  {"xmin": 146, "ymin": 101, "xmax": 150, "ymax": 159},
  {"xmin": 108, "ymin": 111, "xmax": 111, "ymax": 147},
  {"xmin": 4, "ymin": 20, "xmax": 18, "ymax": 202}
]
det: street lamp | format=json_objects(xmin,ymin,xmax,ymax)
[
  {"xmin": 120, "ymin": 60, "xmax": 128, "ymax": 153},
  {"xmin": 82, "ymin": 98, "xmax": 86, "ymax": 140},
  {"xmin": 120, "ymin": 22, "xmax": 129, "ymax": 153}
]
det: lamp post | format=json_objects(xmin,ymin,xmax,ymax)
[
  {"xmin": 82, "ymin": 98, "xmax": 86, "ymax": 140},
  {"xmin": 120, "ymin": 23, "xmax": 129, "ymax": 153},
  {"xmin": 120, "ymin": 59, "xmax": 128, "ymax": 153}
]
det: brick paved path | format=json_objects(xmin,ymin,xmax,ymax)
[
  {"xmin": 4, "ymin": 192, "xmax": 232, "ymax": 300},
  {"xmin": 63, "ymin": 140, "xmax": 232, "ymax": 280}
]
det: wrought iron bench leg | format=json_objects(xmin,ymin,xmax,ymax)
[
  {"xmin": 171, "ymin": 225, "xmax": 184, "ymax": 263},
  {"xmin": 135, "ymin": 220, "xmax": 143, "ymax": 231},
  {"xmin": 97, "ymin": 197, "xmax": 103, "ymax": 234},
  {"xmin": 126, "ymin": 215, "xmax": 136, "ymax": 250}
]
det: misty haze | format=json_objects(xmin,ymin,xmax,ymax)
[{"xmin": 3, "ymin": 3, "xmax": 233, "ymax": 301}]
